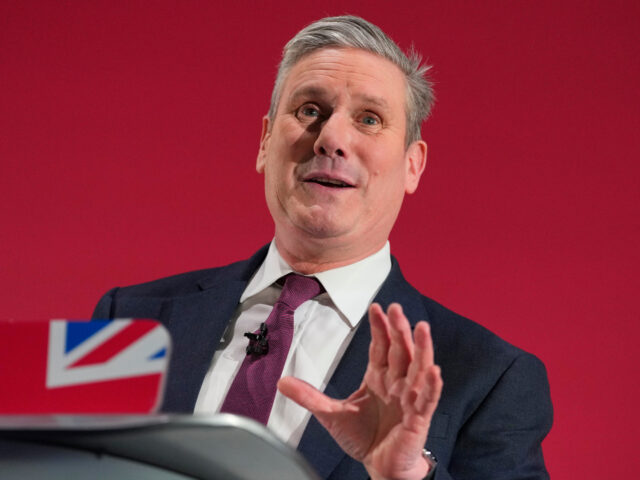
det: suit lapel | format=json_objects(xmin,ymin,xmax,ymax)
[
  {"xmin": 298, "ymin": 258, "xmax": 430, "ymax": 479},
  {"xmin": 161, "ymin": 246, "xmax": 269, "ymax": 412}
]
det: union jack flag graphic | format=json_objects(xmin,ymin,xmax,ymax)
[{"xmin": 0, "ymin": 319, "xmax": 171, "ymax": 414}]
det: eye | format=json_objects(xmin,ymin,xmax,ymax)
[
  {"xmin": 357, "ymin": 112, "xmax": 382, "ymax": 129},
  {"xmin": 295, "ymin": 104, "xmax": 321, "ymax": 122}
]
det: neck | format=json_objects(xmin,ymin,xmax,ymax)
[{"xmin": 274, "ymin": 234, "xmax": 387, "ymax": 274}]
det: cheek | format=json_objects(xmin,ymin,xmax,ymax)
[
  {"xmin": 285, "ymin": 120, "xmax": 320, "ymax": 155},
  {"xmin": 276, "ymin": 117, "xmax": 308, "ymax": 144},
  {"xmin": 362, "ymin": 145, "xmax": 405, "ymax": 180},
  {"xmin": 363, "ymin": 153, "xmax": 408, "ymax": 200},
  {"xmin": 269, "ymin": 126, "xmax": 310, "ymax": 169},
  {"xmin": 263, "ymin": 153, "xmax": 294, "ymax": 208}
]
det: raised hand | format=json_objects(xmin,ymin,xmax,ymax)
[{"xmin": 278, "ymin": 302, "xmax": 443, "ymax": 480}]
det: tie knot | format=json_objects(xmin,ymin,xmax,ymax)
[{"xmin": 278, "ymin": 274, "xmax": 323, "ymax": 310}]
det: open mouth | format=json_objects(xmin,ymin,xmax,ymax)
[{"xmin": 304, "ymin": 177, "xmax": 355, "ymax": 188}]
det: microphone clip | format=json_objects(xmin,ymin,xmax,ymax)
[{"xmin": 245, "ymin": 322, "xmax": 268, "ymax": 355}]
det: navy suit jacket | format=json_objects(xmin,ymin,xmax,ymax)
[{"xmin": 93, "ymin": 245, "xmax": 552, "ymax": 479}]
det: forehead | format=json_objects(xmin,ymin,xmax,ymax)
[{"xmin": 280, "ymin": 47, "xmax": 407, "ymax": 110}]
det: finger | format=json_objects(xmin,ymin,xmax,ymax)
[
  {"xmin": 368, "ymin": 303, "xmax": 391, "ymax": 369},
  {"xmin": 407, "ymin": 323, "xmax": 442, "ymax": 415},
  {"xmin": 416, "ymin": 365, "xmax": 443, "ymax": 415},
  {"xmin": 401, "ymin": 364, "xmax": 443, "ymax": 435},
  {"xmin": 386, "ymin": 304, "xmax": 414, "ymax": 388},
  {"xmin": 278, "ymin": 376, "xmax": 339, "ymax": 414},
  {"xmin": 365, "ymin": 303, "xmax": 391, "ymax": 397},
  {"xmin": 400, "ymin": 369, "xmax": 430, "ymax": 432},
  {"xmin": 402, "ymin": 322, "xmax": 442, "ymax": 426},
  {"xmin": 406, "ymin": 321, "xmax": 434, "ymax": 387}
]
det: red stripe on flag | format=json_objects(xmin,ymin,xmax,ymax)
[{"xmin": 69, "ymin": 322, "xmax": 158, "ymax": 367}]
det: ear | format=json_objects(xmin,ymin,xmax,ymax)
[
  {"xmin": 256, "ymin": 115, "xmax": 271, "ymax": 173},
  {"xmin": 404, "ymin": 140, "xmax": 427, "ymax": 194}
]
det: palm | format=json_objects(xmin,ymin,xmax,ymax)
[{"xmin": 279, "ymin": 303, "xmax": 442, "ymax": 480}]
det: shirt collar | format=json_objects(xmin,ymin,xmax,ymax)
[{"xmin": 240, "ymin": 240, "xmax": 392, "ymax": 328}]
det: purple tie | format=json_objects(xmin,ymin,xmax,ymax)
[{"xmin": 220, "ymin": 274, "xmax": 323, "ymax": 424}]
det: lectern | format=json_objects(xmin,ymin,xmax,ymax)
[
  {"xmin": 0, "ymin": 414, "xmax": 321, "ymax": 480},
  {"xmin": 0, "ymin": 319, "xmax": 321, "ymax": 479}
]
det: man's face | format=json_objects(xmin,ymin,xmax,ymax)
[{"xmin": 257, "ymin": 47, "xmax": 426, "ymax": 261}]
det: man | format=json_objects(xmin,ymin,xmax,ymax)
[{"xmin": 93, "ymin": 16, "xmax": 552, "ymax": 480}]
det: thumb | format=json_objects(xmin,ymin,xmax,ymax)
[{"xmin": 278, "ymin": 376, "xmax": 335, "ymax": 414}]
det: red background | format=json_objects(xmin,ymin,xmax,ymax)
[{"xmin": 2, "ymin": 1, "xmax": 638, "ymax": 476}]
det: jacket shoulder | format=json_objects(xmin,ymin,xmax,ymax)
[
  {"xmin": 417, "ymin": 294, "xmax": 552, "ymax": 476},
  {"xmin": 92, "ymin": 245, "xmax": 271, "ymax": 319},
  {"xmin": 419, "ymin": 293, "xmax": 549, "ymax": 415},
  {"xmin": 106, "ymin": 244, "xmax": 270, "ymax": 300},
  {"xmin": 421, "ymin": 294, "xmax": 527, "ymax": 362},
  {"xmin": 112, "ymin": 261, "xmax": 245, "ymax": 299}
]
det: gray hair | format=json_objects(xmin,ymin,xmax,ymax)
[{"xmin": 268, "ymin": 15, "xmax": 434, "ymax": 145}]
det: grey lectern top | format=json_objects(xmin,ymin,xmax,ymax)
[{"xmin": 0, "ymin": 414, "xmax": 322, "ymax": 480}]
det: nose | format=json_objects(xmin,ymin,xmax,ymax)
[{"xmin": 313, "ymin": 113, "xmax": 350, "ymax": 158}]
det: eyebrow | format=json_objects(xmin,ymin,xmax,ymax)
[
  {"xmin": 356, "ymin": 93, "xmax": 390, "ymax": 111},
  {"xmin": 288, "ymin": 86, "xmax": 331, "ymax": 105},
  {"xmin": 288, "ymin": 85, "xmax": 391, "ymax": 111}
]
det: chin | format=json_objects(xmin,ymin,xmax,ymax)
[
  {"xmin": 298, "ymin": 220, "xmax": 346, "ymax": 239},
  {"xmin": 293, "ymin": 212, "xmax": 352, "ymax": 240}
]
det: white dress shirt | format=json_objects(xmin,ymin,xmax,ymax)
[{"xmin": 194, "ymin": 241, "xmax": 391, "ymax": 447}]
